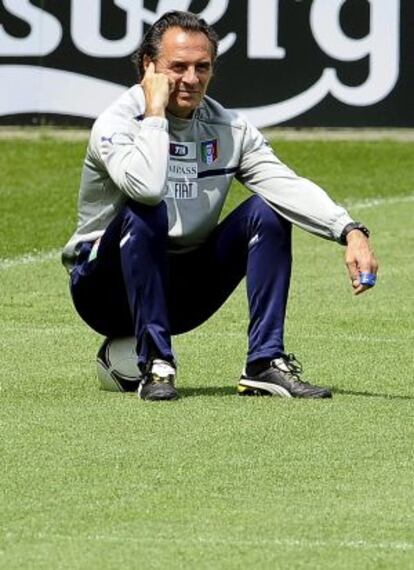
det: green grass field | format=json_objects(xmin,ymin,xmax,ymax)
[{"xmin": 1, "ymin": 134, "xmax": 413, "ymax": 569}]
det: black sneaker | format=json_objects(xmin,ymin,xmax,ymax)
[
  {"xmin": 137, "ymin": 359, "xmax": 179, "ymax": 401},
  {"xmin": 237, "ymin": 353, "xmax": 332, "ymax": 399}
]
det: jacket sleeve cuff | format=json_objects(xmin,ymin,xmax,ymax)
[{"xmin": 331, "ymin": 212, "xmax": 355, "ymax": 244}]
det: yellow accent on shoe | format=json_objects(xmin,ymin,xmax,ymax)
[{"xmin": 237, "ymin": 384, "xmax": 252, "ymax": 394}]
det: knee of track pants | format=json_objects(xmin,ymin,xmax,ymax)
[
  {"xmin": 243, "ymin": 195, "xmax": 292, "ymax": 242},
  {"xmin": 122, "ymin": 199, "xmax": 169, "ymax": 241}
]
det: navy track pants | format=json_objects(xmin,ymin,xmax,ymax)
[{"xmin": 70, "ymin": 196, "xmax": 292, "ymax": 367}]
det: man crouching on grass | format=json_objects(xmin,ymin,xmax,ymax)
[{"xmin": 62, "ymin": 10, "xmax": 378, "ymax": 401}]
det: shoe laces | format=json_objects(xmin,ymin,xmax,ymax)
[
  {"xmin": 148, "ymin": 359, "xmax": 175, "ymax": 385},
  {"xmin": 271, "ymin": 353, "xmax": 306, "ymax": 383}
]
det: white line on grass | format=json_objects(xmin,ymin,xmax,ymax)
[
  {"xmin": 1, "ymin": 194, "xmax": 413, "ymax": 271},
  {"xmin": 0, "ymin": 249, "xmax": 60, "ymax": 270},
  {"xmin": 190, "ymin": 331, "xmax": 412, "ymax": 344},
  {"xmin": 98, "ymin": 535, "xmax": 414, "ymax": 552},
  {"xmin": 7, "ymin": 532, "xmax": 412, "ymax": 552},
  {"xmin": 346, "ymin": 194, "xmax": 414, "ymax": 211}
]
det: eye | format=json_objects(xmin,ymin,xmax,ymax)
[
  {"xmin": 171, "ymin": 63, "xmax": 187, "ymax": 73},
  {"xmin": 196, "ymin": 63, "xmax": 211, "ymax": 74}
]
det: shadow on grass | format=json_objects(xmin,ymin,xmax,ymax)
[
  {"xmin": 180, "ymin": 386, "xmax": 414, "ymax": 400},
  {"xmin": 333, "ymin": 388, "xmax": 414, "ymax": 401},
  {"xmin": 180, "ymin": 386, "xmax": 236, "ymax": 398}
]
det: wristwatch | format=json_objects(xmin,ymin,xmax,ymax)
[{"xmin": 340, "ymin": 222, "xmax": 370, "ymax": 245}]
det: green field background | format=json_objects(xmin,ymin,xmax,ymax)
[{"xmin": 1, "ymin": 135, "xmax": 413, "ymax": 569}]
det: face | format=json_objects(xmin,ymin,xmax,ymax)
[{"xmin": 148, "ymin": 27, "xmax": 214, "ymax": 118}]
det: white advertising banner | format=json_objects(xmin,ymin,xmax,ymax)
[{"xmin": 0, "ymin": 0, "xmax": 409, "ymax": 127}]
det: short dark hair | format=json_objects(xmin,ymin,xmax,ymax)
[{"xmin": 132, "ymin": 11, "xmax": 219, "ymax": 80}]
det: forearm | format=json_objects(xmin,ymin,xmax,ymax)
[
  {"xmin": 98, "ymin": 117, "xmax": 170, "ymax": 205},
  {"xmin": 241, "ymin": 163, "xmax": 354, "ymax": 241},
  {"xmin": 238, "ymin": 124, "xmax": 354, "ymax": 240}
]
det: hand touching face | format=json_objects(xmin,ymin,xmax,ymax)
[{"xmin": 141, "ymin": 61, "xmax": 174, "ymax": 118}]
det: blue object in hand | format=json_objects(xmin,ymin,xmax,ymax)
[{"xmin": 359, "ymin": 272, "xmax": 377, "ymax": 287}]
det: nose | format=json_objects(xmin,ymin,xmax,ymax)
[{"xmin": 182, "ymin": 66, "xmax": 198, "ymax": 85}]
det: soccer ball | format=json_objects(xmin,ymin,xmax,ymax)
[{"xmin": 96, "ymin": 336, "xmax": 141, "ymax": 392}]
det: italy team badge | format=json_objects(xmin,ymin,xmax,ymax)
[{"xmin": 201, "ymin": 139, "xmax": 218, "ymax": 165}]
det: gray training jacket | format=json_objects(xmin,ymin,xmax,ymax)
[{"xmin": 62, "ymin": 85, "xmax": 353, "ymax": 271}]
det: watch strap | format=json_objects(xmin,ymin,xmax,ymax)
[{"xmin": 340, "ymin": 222, "xmax": 370, "ymax": 245}]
